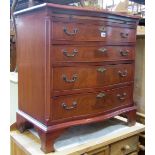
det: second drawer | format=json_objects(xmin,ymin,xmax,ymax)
[
  {"xmin": 52, "ymin": 64, "xmax": 134, "ymax": 91},
  {"xmin": 52, "ymin": 45, "xmax": 135, "ymax": 63}
]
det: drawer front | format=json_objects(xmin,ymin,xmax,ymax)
[
  {"xmin": 52, "ymin": 22, "xmax": 136, "ymax": 43},
  {"xmin": 51, "ymin": 86, "xmax": 133, "ymax": 120},
  {"xmin": 110, "ymin": 136, "xmax": 138, "ymax": 155},
  {"xmin": 81, "ymin": 146, "xmax": 109, "ymax": 155},
  {"xmin": 52, "ymin": 46, "xmax": 135, "ymax": 62},
  {"xmin": 53, "ymin": 64, "xmax": 134, "ymax": 91}
]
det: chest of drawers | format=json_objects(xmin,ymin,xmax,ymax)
[{"xmin": 15, "ymin": 3, "xmax": 139, "ymax": 153}]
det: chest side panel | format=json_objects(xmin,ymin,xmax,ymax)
[{"xmin": 16, "ymin": 9, "xmax": 50, "ymax": 124}]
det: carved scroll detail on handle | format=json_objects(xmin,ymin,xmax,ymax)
[
  {"xmin": 62, "ymin": 74, "xmax": 78, "ymax": 83},
  {"xmin": 120, "ymin": 50, "xmax": 129, "ymax": 56},
  {"xmin": 62, "ymin": 49, "xmax": 78, "ymax": 57},
  {"xmin": 62, "ymin": 101, "xmax": 77, "ymax": 110},
  {"xmin": 63, "ymin": 27, "xmax": 78, "ymax": 36},
  {"xmin": 118, "ymin": 70, "xmax": 128, "ymax": 77}
]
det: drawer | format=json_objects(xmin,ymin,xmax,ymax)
[
  {"xmin": 53, "ymin": 64, "xmax": 134, "ymax": 91},
  {"xmin": 81, "ymin": 146, "xmax": 109, "ymax": 155},
  {"xmin": 52, "ymin": 45, "xmax": 135, "ymax": 63},
  {"xmin": 51, "ymin": 86, "xmax": 133, "ymax": 120},
  {"xmin": 110, "ymin": 136, "xmax": 138, "ymax": 155},
  {"xmin": 52, "ymin": 22, "xmax": 136, "ymax": 43}
]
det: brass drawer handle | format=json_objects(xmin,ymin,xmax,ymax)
[
  {"xmin": 97, "ymin": 67, "xmax": 106, "ymax": 73},
  {"xmin": 62, "ymin": 49, "xmax": 78, "ymax": 57},
  {"xmin": 118, "ymin": 70, "xmax": 128, "ymax": 77},
  {"xmin": 120, "ymin": 32, "xmax": 129, "ymax": 38},
  {"xmin": 98, "ymin": 47, "xmax": 107, "ymax": 53},
  {"xmin": 96, "ymin": 92, "xmax": 106, "ymax": 98},
  {"xmin": 62, "ymin": 74, "xmax": 78, "ymax": 83},
  {"xmin": 62, "ymin": 101, "xmax": 77, "ymax": 110},
  {"xmin": 117, "ymin": 92, "xmax": 127, "ymax": 100},
  {"xmin": 121, "ymin": 145, "xmax": 131, "ymax": 151},
  {"xmin": 120, "ymin": 50, "xmax": 129, "ymax": 56},
  {"xmin": 63, "ymin": 27, "xmax": 78, "ymax": 36}
]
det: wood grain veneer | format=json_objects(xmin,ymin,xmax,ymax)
[{"xmin": 15, "ymin": 3, "xmax": 139, "ymax": 153}]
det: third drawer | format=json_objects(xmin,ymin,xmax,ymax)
[{"xmin": 52, "ymin": 63, "xmax": 134, "ymax": 91}]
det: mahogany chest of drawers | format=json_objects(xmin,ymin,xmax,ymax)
[{"xmin": 15, "ymin": 3, "xmax": 139, "ymax": 153}]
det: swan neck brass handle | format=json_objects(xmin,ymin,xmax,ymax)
[
  {"xmin": 63, "ymin": 27, "xmax": 78, "ymax": 36},
  {"xmin": 118, "ymin": 70, "xmax": 128, "ymax": 77},
  {"xmin": 62, "ymin": 74, "xmax": 78, "ymax": 83},
  {"xmin": 120, "ymin": 32, "xmax": 129, "ymax": 38},
  {"xmin": 62, "ymin": 49, "xmax": 78, "ymax": 57},
  {"xmin": 117, "ymin": 93, "xmax": 127, "ymax": 100},
  {"xmin": 96, "ymin": 92, "xmax": 106, "ymax": 98},
  {"xmin": 120, "ymin": 50, "xmax": 129, "ymax": 56},
  {"xmin": 98, "ymin": 47, "xmax": 107, "ymax": 53},
  {"xmin": 97, "ymin": 67, "xmax": 106, "ymax": 73},
  {"xmin": 62, "ymin": 101, "xmax": 77, "ymax": 110}
]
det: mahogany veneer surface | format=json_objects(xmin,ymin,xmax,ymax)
[
  {"xmin": 15, "ymin": 3, "xmax": 139, "ymax": 153},
  {"xmin": 52, "ymin": 45, "xmax": 135, "ymax": 62},
  {"xmin": 52, "ymin": 64, "xmax": 134, "ymax": 91},
  {"xmin": 52, "ymin": 21, "xmax": 136, "ymax": 42}
]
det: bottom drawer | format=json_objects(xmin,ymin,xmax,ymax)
[
  {"xmin": 110, "ymin": 136, "xmax": 138, "ymax": 155},
  {"xmin": 51, "ymin": 86, "xmax": 133, "ymax": 121}
]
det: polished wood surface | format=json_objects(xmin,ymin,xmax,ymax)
[
  {"xmin": 17, "ymin": 10, "xmax": 52, "ymax": 124},
  {"xmin": 14, "ymin": 3, "xmax": 140, "ymax": 19},
  {"xmin": 52, "ymin": 21, "xmax": 136, "ymax": 43},
  {"xmin": 51, "ymin": 86, "xmax": 133, "ymax": 121},
  {"xmin": 52, "ymin": 45, "xmax": 135, "ymax": 63},
  {"xmin": 53, "ymin": 64, "xmax": 134, "ymax": 91},
  {"xmin": 15, "ymin": 3, "xmax": 139, "ymax": 153},
  {"xmin": 37, "ymin": 128, "xmax": 66, "ymax": 153}
]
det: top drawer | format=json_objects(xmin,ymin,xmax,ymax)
[{"xmin": 52, "ymin": 22, "xmax": 136, "ymax": 43}]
